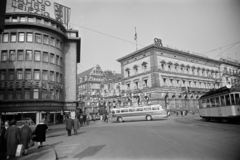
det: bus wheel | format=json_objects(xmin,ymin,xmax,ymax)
[
  {"xmin": 146, "ymin": 115, "xmax": 152, "ymax": 121},
  {"xmin": 117, "ymin": 117, "xmax": 123, "ymax": 122}
]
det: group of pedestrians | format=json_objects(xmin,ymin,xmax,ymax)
[
  {"xmin": 0, "ymin": 119, "xmax": 48, "ymax": 160},
  {"xmin": 66, "ymin": 116, "xmax": 80, "ymax": 136}
]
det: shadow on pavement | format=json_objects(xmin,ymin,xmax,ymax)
[{"xmin": 73, "ymin": 145, "xmax": 106, "ymax": 159}]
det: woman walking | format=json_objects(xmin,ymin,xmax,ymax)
[{"xmin": 34, "ymin": 119, "xmax": 48, "ymax": 148}]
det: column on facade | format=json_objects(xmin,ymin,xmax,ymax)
[{"xmin": 36, "ymin": 111, "xmax": 40, "ymax": 125}]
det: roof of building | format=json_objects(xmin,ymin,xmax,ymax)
[{"xmin": 77, "ymin": 67, "xmax": 94, "ymax": 78}]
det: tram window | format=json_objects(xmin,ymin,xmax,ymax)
[
  {"xmin": 201, "ymin": 99, "xmax": 206, "ymax": 108},
  {"xmin": 230, "ymin": 94, "xmax": 236, "ymax": 105},
  {"xmin": 116, "ymin": 110, "xmax": 120, "ymax": 113},
  {"xmin": 124, "ymin": 109, "xmax": 129, "ymax": 113},
  {"xmin": 225, "ymin": 95, "xmax": 231, "ymax": 106},
  {"xmin": 144, "ymin": 107, "xmax": 151, "ymax": 111},
  {"xmin": 129, "ymin": 108, "xmax": 135, "ymax": 112},
  {"xmin": 210, "ymin": 98, "xmax": 215, "ymax": 107},
  {"xmin": 220, "ymin": 95, "xmax": 226, "ymax": 106},
  {"xmin": 136, "ymin": 108, "xmax": 143, "ymax": 112},
  {"xmin": 235, "ymin": 94, "xmax": 240, "ymax": 105},
  {"xmin": 215, "ymin": 97, "xmax": 220, "ymax": 107},
  {"xmin": 206, "ymin": 99, "xmax": 211, "ymax": 108}
]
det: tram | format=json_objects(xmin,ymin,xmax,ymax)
[{"xmin": 198, "ymin": 85, "xmax": 240, "ymax": 123}]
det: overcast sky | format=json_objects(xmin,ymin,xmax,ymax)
[{"xmin": 6, "ymin": 0, "xmax": 240, "ymax": 73}]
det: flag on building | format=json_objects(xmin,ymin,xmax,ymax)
[
  {"xmin": 134, "ymin": 27, "xmax": 137, "ymax": 40},
  {"xmin": 54, "ymin": 2, "xmax": 71, "ymax": 24}
]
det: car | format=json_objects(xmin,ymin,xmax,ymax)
[{"xmin": 16, "ymin": 119, "xmax": 36, "ymax": 133}]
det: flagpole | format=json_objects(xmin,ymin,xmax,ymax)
[{"xmin": 135, "ymin": 27, "xmax": 138, "ymax": 51}]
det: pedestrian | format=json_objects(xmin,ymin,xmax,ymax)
[
  {"xmin": 86, "ymin": 114, "xmax": 90, "ymax": 125},
  {"xmin": 83, "ymin": 113, "xmax": 87, "ymax": 124},
  {"xmin": 73, "ymin": 116, "xmax": 80, "ymax": 135},
  {"xmin": 0, "ymin": 121, "xmax": 9, "ymax": 158},
  {"xmin": 20, "ymin": 122, "xmax": 32, "ymax": 155},
  {"xmin": 34, "ymin": 119, "xmax": 48, "ymax": 148},
  {"xmin": 105, "ymin": 113, "xmax": 109, "ymax": 123},
  {"xmin": 79, "ymin": 114, "xmax": 83, "ymax": 127},
  {"xmin": 4, "ymin": 119, "xmax": 21, "ymax": 160},
  {"xmin": 92, "ymin": 114, "xmax": 96, "ymax": 122},
  {"xmin": 66, "ymin": 116, "xmax": 74, "ymax": 136}
]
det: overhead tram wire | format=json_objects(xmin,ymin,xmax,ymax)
[
  {"xmin": 69, "ymin": 23, "xmax": 145, "ymax": 47},
  {"xmin": 213, "ymin": 41, "xmax": 240, "ymax": 59}
]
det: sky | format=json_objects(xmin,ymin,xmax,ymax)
[{"xmin": 6, "ymin": 0, "xmax": 240, "ymax": 74}]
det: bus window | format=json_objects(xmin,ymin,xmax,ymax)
[
  {"xmin": 152, "ymin": 107, "xmax": 158, "ymax": 110},
  {"xmin": 124, "ymin": 109, "xmax": 129, "ymax": 113},
  {"xmin": 235, "ymin": 94, "xmax": 240, "ymax": 105},
  {"xmin": 206, "ymin": 99, "xmax": 211, "ymax": 108},
  {"xmin": 215, "ymin": 97, "xmax": 220, "ymax": 107},
  {"xmin": 220, "ymin": 95, "xmax": 226, "ymax": 106},
  {"xmin": 230, "ymin": 94, "xmax": 235, "ymax": 105},
  {"xmin": 129, "ymin": 108, "xmax": 135, "ymax": 112},
  {"xmin": 210, "ymin": 98, "xmax": 215, "ymax": 107},
  {"xmin": 111, "ymin": 110, "xmax": 115, "ymax": 114},
  {"xmin": 136, "ymin": 108, "xmax": 143, "ymax": 112},
  {"xmin": 225, "ymin": 94, "xmax": 230, "ymax": 106},
  {"xmin": 116, "ymin": 110, "xmax": 120, "ymax": 113}
]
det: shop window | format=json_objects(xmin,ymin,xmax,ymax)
[
  {"xmin": 26, "ymin": 50, "xmax": 33, "ymax": 61},
  {"xmin": 35, "ymin": 34, "xmax": 41, "ymax": 43},
  {"xmin": 34, "ymin": 70, "xmax": 40, "ymax": 80},
  {"xmin": 27, "ymin": 33, "xmax": 33, "ymax": 42},
  {"xmin": 1, "ymin": 50, "xmax": 7, "ymax": 61},
  {"xmin": 2, "ymin": 33, "xmax": 9, "ymax": 42},
  {"xmin": 9, "ymin": 50, "xmax": 15, "ymax": 61},
  {"xmin": 34, "ymin": 51, "xmax": 41, "ymax": 61},
  {"xmin": 17, "ymin": 70, "xmax": 23, "ymax": 80},
  {"xmin": 10, "ymin": 33, "xmax": 17, "ymax": 42},
  {"xmin": 43, "ymin": 52, "xmax": 48, "ymax": 62},
  {"xmin": 25, "ymin": 69, "xmax": 32, "ymax": 80},
  {"xmin": 0, "ymin": 70, "xmax": 6, "ymax": 80},
  {"xmin": 33, "ymin": 89, "xmax": 39, "ymax": 99},
  {"xmin": 18, "ymin": 32, "xmax": 25, "ymax": 42},
  {"xmin": 17, "ymin": 50, "xmax": 24, "ymax": 61}
]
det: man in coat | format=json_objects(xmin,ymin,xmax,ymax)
[
  {"xmin": 20, "ymin": 122, "xmax": 32, "ymax": 155},
  {"xmin": 0, "ymin": 121, "xmax": 9, "ymax": 158},
  {"xmin": 66, "ymin": 116, "xmax": 74, "ymax": 136},
  {"xmin": 4, "ymin": 119, "xmax": 20, "ymax": 159},
  {"xmin": 73, "ymin": 116, "xmax": 80, "ymax": 135}
]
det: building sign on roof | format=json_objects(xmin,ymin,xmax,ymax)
[{"xmin": 8, "ymin": 0, "xmax": 71, "ymax": 25}]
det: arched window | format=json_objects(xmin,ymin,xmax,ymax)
[
  {"xmin": 125, "ymin": 68, "xmax": 130, "ymax": 77},
  {"xmin": 133, "ymin": 65, "xmax": 138, "ymax": 75},
  {"xmin": 142, "ymin": 62, "xmax": 147, "ymax": 71}
]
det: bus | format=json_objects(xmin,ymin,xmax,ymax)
[
  {"xmin": 110, "ymin": 104, "xmax": 168, "ymax": 122},
  {"xmin": 198, "ymin": 86, "xmax": 240, "ymax": 123}
]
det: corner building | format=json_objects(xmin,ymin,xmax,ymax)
[{"xmin": 0, "ymin": 13, "xmax": 80, "ymax": 124}]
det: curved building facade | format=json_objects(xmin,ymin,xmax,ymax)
[{"xmin": 0, "ymin": 12, "xmax": 81, "ymax": 124}]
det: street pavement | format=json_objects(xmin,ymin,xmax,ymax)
[
  {"xmin": 41, "ymin": 114, "xmax": 240, "ymax": 160},
  {"xmin": 3, "ymin": 114, "xmax": 239, "ymax": 160}
]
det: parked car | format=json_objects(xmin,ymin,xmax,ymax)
[{"xmin": 16, "ymin": 119, "xmax": 36, "ymax": 133}]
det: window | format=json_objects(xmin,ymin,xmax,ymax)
[
  {"xmin": 24, "ymin": 89, "xmax": 31, "ymax": 99},
  {"xmin": 34, "ymin": 70, "xmax": 40, "ymax": 80},
  {"xmin": 60, "ymin": 74, "xmax": 62, "ymax": 83},
  {"xmin": 50, "ymin": 54, "xmax": 54, "ymax": 64},
  {"xmin": 235, "ymin": 94, "xmax": 240, "ymax": 105},
  {"xmin": 8, "ymin": 70, "xmax": 14, "ymax": 80},
  {"xmin": 28, "ymin": 17, "xmax": 34, "ymax": 22},
  {"xmin": 135, "ymin": 81, "xmax": 138, "ymax": 89},
  {"xmin": 25, "ymin": 70, "xmax": 31, "ymax": 80},
  {"xmin": 230, "ymin": 94, "xmax": 235, "ymax": 105},
  {"xmin": 8, "ymin": 90, "xmax": 14, "ymax": 100},
  {"xmin": 34, "ymin": 51, "xmax": 41, "ymax": 61},
  {"xmin": 206, "ymin": 99, "xmax": 211, "ymax": 107},
  {"xmin": 0, "ymin": 91, "xmax": 5, "ymax": 100},
  {"xmin": 0, "ymin": 70, "xmax": 6, "ymax": 80},
  {"xmin": 20, "ymin": 17, "xmax": 26, "ymax": 22},
  {"xmin": 56, "ymin": 90, "xmax": 59, "ymax": 99},
  {"xmin": 43, "ymin": 35, "xmax": 49, "ymax": 45},
  {"xmin": 44, "ymin": 20, "xmax": 49, "ymax": 25},
  {"xmin": 56, "ymin": 55, "xmax": 59, "ymax": 65},
  {"xmin": 50, "ymin": 37, "xmax": 55, "ymax": 46},
  {"xmin": 210, "ymin": 98, "xmax": 215, "ymax": 107},
  {"xmin": 1, "ymin": 51, "xmax": 7, "ymax": 61},
  {"xmin": 16, "ymin": 90, "xmax": 22, "ymax": 100},
  {"xmin": 43, "ymin": 52, "xmax": 48, "ymax": 62},
  {"xmin": 42, "ymin": 70, "xmax": 48, "ymax": 80},
  {"xmin": 35, "ymin": 34, "xmax": 41, "ymax": 43},
  {"xmin": 143, "ymin": 79, "xmax": 148, "ymax": 87},
  {"xmin": 9, "ymin": 50, "xmax": 15, "ymax": 61},
  {"xmin": 10, "ymin": 33, "xmax": 17, "ymax": 42},
  {"xmin": 42, "ymin": 89, "xmax": 48, "ymax": 99},
  {"xmin": 33, "ymin": 89, "xmax": 39, "ymax": 99},
  {"xmin": 18, "ymin": 33, "xmax": 25, "ymax": 42},
  {"xmin": 17, "ymin": 50, "xmax": 24, "ymax": 61},
  {"xmin": 60, "ymin": 57, "xmax": 62, "ymax": 66},
  {"xmin": 50, "ymin": 71, "xmax": 54, "ymax": 81},
  {"xmin": 50, "ymin": 90, "xmax": 54, "ymax": 99},
  {"xmin": 136, "ymin": 108, "xmax": 143, "ymax": 112},
  {"xmin": 12, "ymin": 17, "xmax": 18, "ymax": 22},
  {"xmin": 25, "ymin": 50, "xmax": 32, "ymax": 61},
  {"xmin": 27, "ymin": 33, "xmax": 33, "ymax": 42},
  {"xmin": 36, "ymin": 18, "xmax": 41, "ymax": 23},
  {"xmin": 225, "ymin": 94, "xmax": 230, "ymax": 105},
  {"xmin": 2, "ymin": 33, "xmax": 9, "ymax": 42},
  {"xmin": 56, "ymin": 39, "xmax": 60, "ymax": 48},
  {"xmin": 127, "ymin": 83, "xmax": 130, "ymax": 90},
  {"xmin": 56, "ymin": 72, "xmax": 59, "ymax": 82},
  {"xmin": 17, "ymin": 70, "xmax": 23, "ymax": 80}
]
